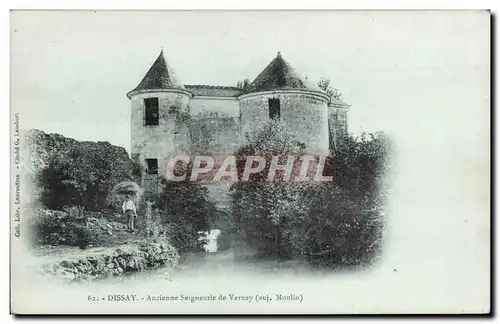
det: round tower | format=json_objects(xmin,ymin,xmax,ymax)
[
  {"xmin": 127, "ymin": 50, "xmax": 192, "ymax": 194},
  {"xmin": 238, "ymin": 52, "xmax": 331, "ymax": 156}
]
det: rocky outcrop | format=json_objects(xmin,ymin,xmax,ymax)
[{"xmin": 41, "ymin": 242, "xmax": 179, "ymax": 283}]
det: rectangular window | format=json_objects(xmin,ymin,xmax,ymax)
[
  {"xmin": 144, "ymin": 98, "xmax": 159, "ymax": 125},
  {"xmin": 268, "ymin": 99, "xmax": 281, "ymax": 119},
  {"xmin": 169, "ymin": 105, "xmax": 180, "ymax": 115},
  {"xmin": 145, "ymin": 158, "xmax": 158, "ymax": 174}
]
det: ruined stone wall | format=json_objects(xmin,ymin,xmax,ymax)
[{"xmin": 239, "ymin": 91, "xmax": 330, "ymax": 155}]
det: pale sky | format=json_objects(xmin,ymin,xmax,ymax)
[{"xmin": 11, "ymin": 10, "xmax": 489, "ymax": 155}]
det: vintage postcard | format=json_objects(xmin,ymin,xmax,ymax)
[{"xmin": 10, "ymin": 10, "xmax": 490, "ymax": 315}]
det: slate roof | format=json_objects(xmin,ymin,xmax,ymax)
[
  {"xmin": 127, "ymin": 50, "xmax": 185, "ymax": 97},
  {"xmin": 128, "ymin": 50, "xmax": 325, "ymax": 98},
  {"xmin": 185, "ymin": 85, "xmax": 242, "ymax": 97},
  {"xmin": 244, "ymin": 52, "xmax": 323, "ymax": 94}
]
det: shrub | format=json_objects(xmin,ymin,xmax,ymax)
[
  {"xmin": 32, "ymin": 130, "xmax": 134, "ymax": 211},
  {"xmin": 232, "ymin": 181, "xmax": 384, "ymax": 267},
  {"xmin": 159, "ymin": 179, "xmax": 216, "ymax": 254},
  {"xmin": 231, "ymin": 120, "xmax": 312, "ymax": 258},
  {"xmin": 231, "ymin": 181, "xmax": 311, "ymax": 258},
  {"xmin": 230, "ymin": 121, "xmax": 390, "ymax": 268},
  {"xmin": 63, "ymin": 205, "xmax": 86, "ymax": 220},
  {"xmin": 328, "ymin": 132, "xmax": 393, "ymax": 200},
  {"xmin": 143, "ymin": 202, "xmax": 168, "ymax": 239},
  {"xmin": 72, "ymin": 223, "xmax": 102, "ymax": 249},
  {"xmin": 28, "ymin": 209, "xmax": 75, "ymax": 246},
  {"xmin": 291, "ymin": 184, "xmax": 384, "ymax": 268},
  {"xmin": 29, "ymin": 208, "xmax": 109, "ymax": 248}
]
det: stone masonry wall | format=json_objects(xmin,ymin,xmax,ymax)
[
  {"xmin": 189, "ymin": 97, "xmax": 241, "ymax": 159},
  {"xmin": 239, "ymin": 91, "xmax": 330, "ymax": 155},
  {"xmin": 130, "ymin": 91, "xmax": 342, "ymax": 198},
  {"xmin": 130, "ymin": 91, "xmax": 191, "ymax": 180},
  {"xmin": 190, "ymin": 112, "xmax": 241, "ymax": 159},
  {"xmin": 328, "ymin": 103, "xmax": 349, "ymax": 151}
]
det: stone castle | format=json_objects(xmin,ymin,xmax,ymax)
[{"xmin": 127, "ymin": 50, "xmax": 350, "ymax": 196}]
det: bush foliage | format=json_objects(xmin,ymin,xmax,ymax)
[
  {"xmin": 28, "ymin": 207, "xmax": 114, "ymax": 248},
  {"xmin": 159, "ymin": 177, "xmax": 217, "ymax": 254},
  {"xmin": 39, "ymin": 142, "xmax": 134, "ymax": 211},
  {"xmin": 327, "ymin": 132, "xmax": 393, "ymax": 200},
  {"xmin": 231, "ymin": 120, "xmax": 391, "ymax": 268},
  {"xmin": 29, "ymin": 130, "xmax": 135, "ymax": 211}
]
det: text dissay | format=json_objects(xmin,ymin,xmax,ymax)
[{"xmin": 107, "ymin": 295, "xmax": 137, "ymax": 302}]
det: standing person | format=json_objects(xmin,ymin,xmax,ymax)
[{"xmin": 122, "ymin": 194, "xmax": 137, "ymax": 232}]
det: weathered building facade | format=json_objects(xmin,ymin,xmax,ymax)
[{"xmin": 127, "ymin": 50, "xmax": 350, "ymax": 197}]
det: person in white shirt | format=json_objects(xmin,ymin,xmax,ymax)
[{"xmin": 122, "ymin": 195, "xmax": 137, "ymax": 232}]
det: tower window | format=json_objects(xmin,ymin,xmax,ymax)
[
  {"xmin": 145, "ymin": 158, "xmax": 158, "ymax": 174},
  {"xmin": 268, "ymin": 99, "xmax": 280, "ymax": 119},
  {"xmin": 144, "ymin": 98, "xmax": 159, "ymax": 125}
]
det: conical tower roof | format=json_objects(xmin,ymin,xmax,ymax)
[
  {"xmin": 127, "ymin": 50, "xmax": 185, "ymax": 98},
  {"xmin": 244, "ymin": 51, "xmax": 322, "ymax": 94}
]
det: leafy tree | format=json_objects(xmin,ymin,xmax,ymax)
[
  {"xmin": 328, "ymin": 132, "xmax": 393, "ymax": 200},
  {"xmin": 231, "ymin": 120, "xmax": 391, "ymax": 267},
  {"xmin": 158, "ymin": 163, "xmax": 217, "ymax": 253},
  {"xmin": 237, "ymin": 119, "xmax": 306, "ymax": 157},
  {"xmin": 295, "ymin": 184, "xmax": 384, "ymax": 268},
  {"xmin": 236, "ymin": 78, "xmax": 250, "ymax": 90},
  {"xmin": 37, "ymin": 140, "xmax": 134, "ymax": 211},
  {"xmin": 318, "ymin": 77, "xmax": 344, "ymax": 103},
  {"xmin": 231, "ymin": 120, "xmax": 313, "ymax": 258}
]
